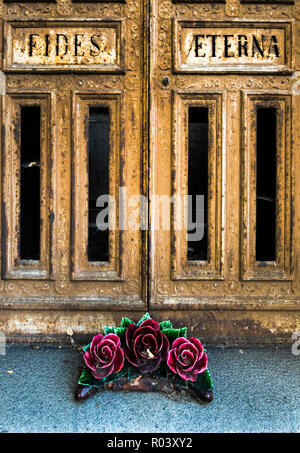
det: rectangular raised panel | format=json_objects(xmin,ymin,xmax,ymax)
[
  {"xmin": 4, "ymin": 0, "xmax": 55, "ymax": 3},
  {"xmin": 2, "ymin": 92, "xmax": 54, "ymax": 279},
  {"xmin": 172, "ymin": 0, "xmax": 225, "ymax": 3},
  {"xmin": 240, "ymin": 0, "xmax": 293, "ymax": 3},
  {"xmin": 71, "ymin": 91, "xmax": 124, "ymax": 281},
  {"xmin": 171, "ymin": 91, "xmax": 223, "ymax": 280},
  {"xmin": 174, "ymin": 19, "xmax": 293, "ymax": 74},
  {"xmin": 3, "ymin": 19, "xmax": 125, "ymax": 73},
  {"xmin": 72, "ymin": 0, "xmax": 126, "ymax": 2},
  {"xmin": 241, "ymin": 91, "xmax": 293, "ymax": 280}
]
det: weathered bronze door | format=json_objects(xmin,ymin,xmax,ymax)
[
  {"xmin": 0, "ymin": 0, "xmax": 148, "ymax": 339},
  {"xmin": 0, "ymin": 0, "xmax": 300, "ymax": 343},
  {"xmin": 148, "ymin": 0, "xmax": 300, "ymax": 342}
]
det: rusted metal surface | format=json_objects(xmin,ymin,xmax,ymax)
[
  {"xmin": 4, "ymin": 20, "xmax": 123, "ymax": 72},
  {"xmin": 0, "ymin": 0, "xmax": 299, "ymax": 344},
  {"xmin": 1, "ymin": 309, "xmax": 300, "ymax": 345},
  {"xmin": 148, "ymin": 0, "xmax": 300, "ymax": 340},
  {"xmin": 0, "ymin": 0, "xmax": 145, "ymax": 310},
  {"xmin": 241, "ymin": 93, "xmax": 293, "ymax": 280},
  {"xmin": 174, "ymin": 20, "xmax": 293, "ymax": 73},
  {"xmin": 75, "ymin": 376, "xmax": 213, "ymax": 404}
]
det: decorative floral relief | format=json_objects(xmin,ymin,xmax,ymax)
[
  {"xmin": 6, "ymin": 2, "xmax": 124, "ymax": 18},
  {"xmin": 33, "ymin": 283, "xmax": 51, "ymax": 292},
  {"xmin": 7, "ymin": 4, "xmax": 55, "ymax": 17},
  {"xmin": 126, "ymin": 1, "xmax": 140, "ymax": 20},
  {"xmin": 225, "ymin": 0, "xmax": 241, "ymax": 17},
  {"xmin": 56, "ymin": 0, "xmax": 74, "ymax": 17},
  {"xmin": 175, "ymin": 76, "xmax": 291, "ymax": 91},
  {"xmin": 175, "ymin": 6, "xmax": 189, "ymax": 17},
  {"xmin": 158, "ymin": 22, "xmax": 172, "ymax": 71},
  {"xmin": 127, "ymin": 21, "xmax": 140, "ymax": 71},
  {"xmin": 227, "ymin": 93, "xmax": 238, "ymax": 153},
  {"xmin": 188, "ymin": 5, "xmax": 222, "ymax": 18},
  {"xmin": 4, "ymin": 282, "xmax": 17, "ymax": 293},
  {"xmin": 124, "ymin": 74, "xmax": 140, "ymax": 91},
  {"xmin": 159, "ymin": 1, "xmax": 175, "ymax": 20},
  {"xmin": 77, "ymin": 77, "xmax": 122, "ymax": 90},
  {"xmin": 244, "ymin": 5, "xmax": 291, "ymax": 18},
  {"xmin": 55, "ymin": 280, "xmax": 71, "ymax": 295},
  {"xmin": 225, "ymin": 79, "xmax": 242, "ymax": 91}
]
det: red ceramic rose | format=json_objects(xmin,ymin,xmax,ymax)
[
  {"xmin": 123, "ymin": 319, "xmax": 169, "ymax": 373},
  {"xmin": 83, "ymin": 333, "xmax": 124, "ymax": 380},
  {"xmin": 167, "ymin": 337, "xmax": 208, "ymax": 382}
]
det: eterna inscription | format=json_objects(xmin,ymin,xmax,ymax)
[
  {"xmin": 191, "ymin": 34, "xmax": 280, "ymax": 59},
  {"xmin": 176, "ymin": 24, "xmax": 289, "ymax": 71}
]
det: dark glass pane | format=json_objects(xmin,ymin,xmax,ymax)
[
  {"xmin": 4, "ymin": 0, "xmax": 55, "ymax": 3},
  {"xmin": 20, "ymin": 106, "xmax": 41, "ymax": 260},
  {"xmin": 88, "ymin": 107, "xmax": 110, "ymax": 262},
  {"xmin": 187, "ymin": 107, "xmax": 208, "ymax": 261},
  {"xmin": 256, "ymin": 107, "xmax": 277, "ymax": 261}
]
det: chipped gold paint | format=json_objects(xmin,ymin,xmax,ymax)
[
  {"xmin": 4, "ymin": 20, "xmax": 124, "ymax": 72},
  {"xmin": 174, "ymin": 20, "xmax": 293, "ymax": 73},
  {"xmin": 14, "ymin": 28, "xmax": 116, "ymax": 65},
  {"xmin": 0, "ymin": 0, "xmax": 300, "ymax": 344}
]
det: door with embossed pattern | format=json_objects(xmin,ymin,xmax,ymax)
[
  {"xmin": 0, "ymin": 0, "xmax": 300, "ymax": 343},
  {"xmin": 0, "ymin": 0, "xmax": 148, "ymax": 340},
  {"xmin": 148, "ymin": 0, "xmax": 300, "ymax": 342}
]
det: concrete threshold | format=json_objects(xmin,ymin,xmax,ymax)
[{"xmin": 0, "ymin": 345, "xmax": 299, "ymax": 433}]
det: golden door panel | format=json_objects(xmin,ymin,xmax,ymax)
[
  {"xmin": 2, "ymin": 92, "xmax": 54, "ymax": 280},
  {"xmin": 3, "ymin": 19, "xmax": 125, "ymax": 72},
  {"xmin": 0, "ymin": 0, "xmax": 146, "ymax": 312},
  {"xmin": 0, "ymin": 0, "xmax": 300, "ymax": 342},
  {"xmin": 72, "ymin": 91, "xmax": 124, "ymax": 281},
  {"xmin": 149, "ymin": 0, "xmax": 299, "ymax": 312},
  {"xmin": 171, "ymin": 91, "xmax": 223, "ymax": 281},
  {"xmin": 241, "ymin": 91, "xmax": 293, "ymax": 281},
  {"xmin": 173, "ymin": 19, "xmax": 293, "ymax": 74}
]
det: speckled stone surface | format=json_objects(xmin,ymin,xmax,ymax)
[{"xmin": 0, "ymin": 345, "xmax": 299, "ymax": 433}]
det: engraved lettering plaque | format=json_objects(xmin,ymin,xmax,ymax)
[
  {"xmin": 174, "ymin": 20, "xmax": 293, "ymax": 73},
  {"xmin": 4, "ymin": 20, "xmax": 124, "ymax": 72}
]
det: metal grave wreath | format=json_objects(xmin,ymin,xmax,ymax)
[{"xmin": 75, "ymin": 313, "xmax": 213, "ymax": 404}]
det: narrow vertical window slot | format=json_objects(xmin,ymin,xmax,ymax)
[
  {"xmin": 256, "ymin": 107, "xmax": 277, "ymax": 262},
  {"xmin": 20, "ymin": 106, "xmax": 41, "ymax": 261},
  {"xmin": 87, "ymin": 107, "xmax": 110, "ymax": 262},
  {"xmin": 187, "ymin": 107, "xmax": 208, "ymax": 261}
]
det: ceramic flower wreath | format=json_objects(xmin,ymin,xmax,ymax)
[{"xmin": 76, "ymin": 313, "xmax": 213, "ymax": 403}]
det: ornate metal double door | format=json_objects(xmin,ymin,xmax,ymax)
[{"xmin": 0, "ymin": 0, "xmax": 299, "ymax": 342}]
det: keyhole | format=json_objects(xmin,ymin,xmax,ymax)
[{"xmin": 162, "ymin": 77, "xmax": 169, "ymax": 87}]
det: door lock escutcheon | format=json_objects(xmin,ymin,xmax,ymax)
[{"xmin": 162, "ymin": 77, "xmax": 169, "ymax": 87}]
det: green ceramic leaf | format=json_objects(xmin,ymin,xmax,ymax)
[
  {"xmin": 136, "ymin": 312, "xmax": 151, "ymax": 327},
  {"xmin": 103, "ymin": 366, "xmax": 128, "ymax": 384},
  {"xmin": 104, "ymin": 326, "xmax": 115, "ymax": 335},
  {"xmin": 161, "ymin": 327, "xmax": 187, "ymax": 345},
  {"xmin": 78, "ymin": 365, "xmax": 96, "ymax": 387},
  {"xmin": 113, "ymin": 327, "xmax": 127, "ymax": 345},
  {"xmin": 192, "ymin": 368, "xmax": 213, "ymax": 391},
  {"xmin": 179, "ymin": 327, "xmax": 187, "ymax": 338},
  {"xmin": 78, "ymin": 363, "xmax": 140, "ymax": 389},
  {"xmin": 82, "ymin": 343, "xmax": 90, "ymax": 352},
  {"xmin": 159, "ymin": 320, "xmax": 173, "ymax": 330},
  {"xmin": 120, "ymin": 317, "xmax": 133, "ymax": 328}
]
